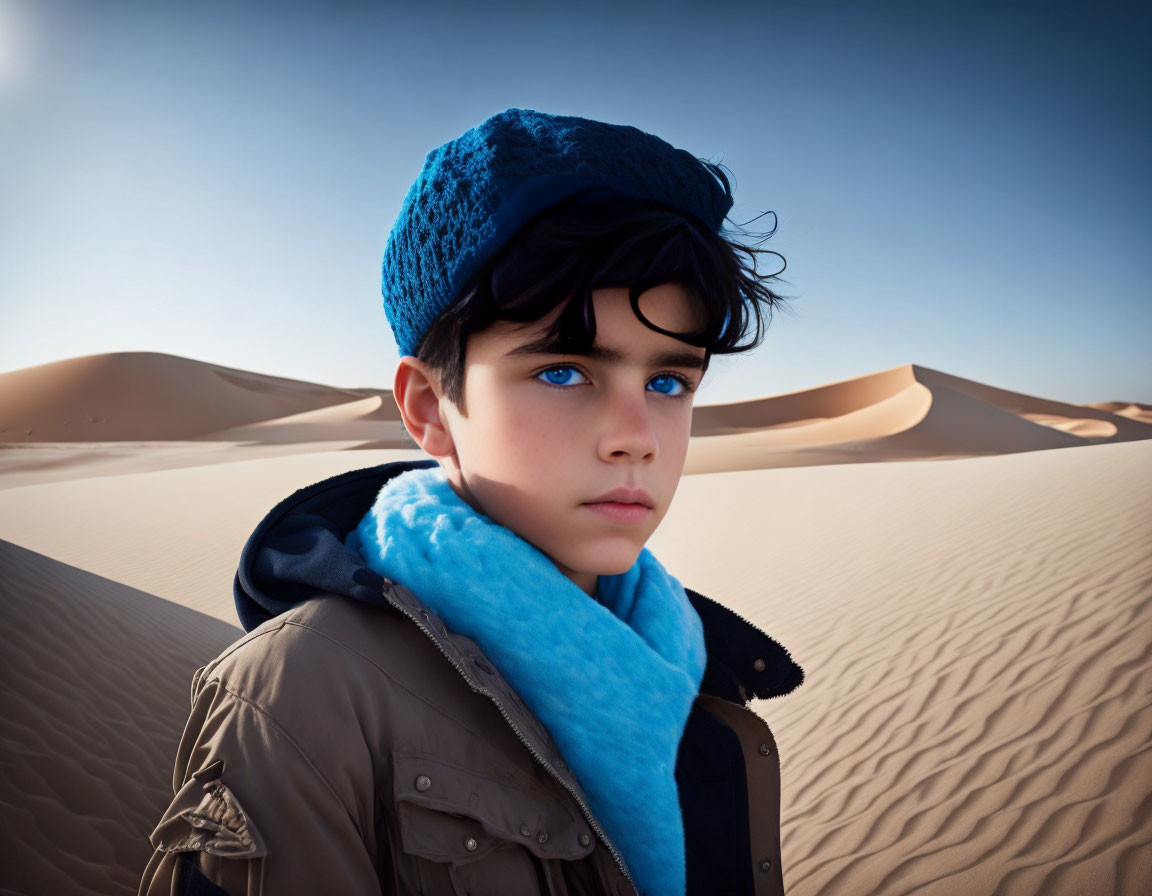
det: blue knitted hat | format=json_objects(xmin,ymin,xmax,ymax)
[{"xmin": 381, "ymin": 108, "xmax": 734, "ymax": 356}]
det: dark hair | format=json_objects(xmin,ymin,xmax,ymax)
[{"xmin": 416, "ymin": 190, "xmax": 789, "ymax": 409}]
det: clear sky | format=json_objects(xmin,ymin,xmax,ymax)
[{"xmin": 1, "ymin": 0, "xmax": 1148, "ymax": 405}]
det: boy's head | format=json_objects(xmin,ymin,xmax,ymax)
[{"xmin": 384, "ymin": 109, "xmax": 785, "ymax": 593}]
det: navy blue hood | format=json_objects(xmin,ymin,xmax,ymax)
[{"xmin": 233, "ymin": 460, "xmax": 802, "ymax": 702}]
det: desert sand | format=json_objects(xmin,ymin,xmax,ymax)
[{"xmin": 1, "ymin": 351, "xmax": 1149, "ymax": 895}]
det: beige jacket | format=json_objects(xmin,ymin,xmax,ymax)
[{"xmin": 141, "ymin": 582, "xmax": 793, "ymax": 896}]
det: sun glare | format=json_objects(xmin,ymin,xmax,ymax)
[{"xmin": 0, "ymin": 0, "xmax": 29, "ymax": 87}]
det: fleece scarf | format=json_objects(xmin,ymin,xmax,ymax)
[{"xmin": 350, "ymin": 466, "xmax": 706, "ymax": 896}]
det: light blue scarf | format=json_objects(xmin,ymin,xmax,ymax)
[{"xmin": 351, "ymin": 466, "xmax": 706, "ymax": 895}]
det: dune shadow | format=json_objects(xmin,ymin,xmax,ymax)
[{"xmin": 0, "ymin": 540, "xmax": 243, "ymax": 896}]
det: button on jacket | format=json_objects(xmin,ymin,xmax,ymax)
[{"xmin": 139, "ymin": 461, "xmax": 804, "ymax": 896}]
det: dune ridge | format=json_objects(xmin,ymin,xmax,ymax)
[
  {"xmin": 686, "ymin": 364, "xmax": 1151, "ymax": 473},
  {"xmin": 1084, "ymin": 400, "xmax": 1152, "ymax": 425},
  {"xmin": 0, "ymin": 351, "xmax": 395, "ymax": 443}
]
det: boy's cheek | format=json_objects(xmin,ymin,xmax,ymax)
[{"xmin": 474, "ymin": 408, "xmax": 581, "ymax": 464}]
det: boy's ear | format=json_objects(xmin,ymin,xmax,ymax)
[{"xmin": 393, "ymin": 357, "xmax": 456, "ymax": 458}]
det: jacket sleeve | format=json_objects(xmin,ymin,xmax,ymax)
[{"xmin": 139, "ymin": 643, "xmax": 387, "ymax": 896}]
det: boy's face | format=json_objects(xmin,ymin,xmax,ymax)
[{"xmin": 437, "ymin": 284, "xmax": 707, "ymax": 595}]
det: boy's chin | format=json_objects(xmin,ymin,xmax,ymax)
[
  {"xmin": 557, "ymin": 548, "xmax": 644, "ymax": 582},
  {"xmin": 595, "ymin": 556, "xmax": 642, "ymax": 578}
]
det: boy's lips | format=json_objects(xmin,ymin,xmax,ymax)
[
  {"xmin": 581, "ymin": 488, "xmax": 655, "ymax": 524},
  {"xmin": 585, "ymin": 487, "xmax": 655, "ymax": 508}
]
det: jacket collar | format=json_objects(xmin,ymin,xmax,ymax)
[{"xmin": 234, "ymin": 460, "xmax": 802, "ymax": 703}]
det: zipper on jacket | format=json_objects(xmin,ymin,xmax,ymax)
[{"xmin": 382, "ymin": 584, "xmax": 639, "ymax": 895}]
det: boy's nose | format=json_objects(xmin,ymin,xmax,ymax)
[{"xmin": 598, "ymin": 393, "xmax": 659, "ymax": 462}]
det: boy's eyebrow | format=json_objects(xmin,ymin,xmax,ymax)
[{"xmin": 504, "ymin": 338, "xmax": 707, "ymax": 370}]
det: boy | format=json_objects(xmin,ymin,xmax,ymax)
[{"xmin": 141, "ymin": 108, "xmax": 803, "ymax": 896}]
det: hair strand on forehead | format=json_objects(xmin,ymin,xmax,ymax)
[{"xmin": 417, "ymin": 193, "xmax": 792, "ymax": 409}]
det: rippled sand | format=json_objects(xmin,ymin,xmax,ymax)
[{"xmin": 652, "ymin": 440, "xmax": 1152, "ymax": 895}]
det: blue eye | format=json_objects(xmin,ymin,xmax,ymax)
[
  {"xmin": 648, "ymin": 374, "xmax": 687, "ymax": 396},
  {"xmin": 537, "ymin": 366, "xmax": 588, "ymax": 387}
]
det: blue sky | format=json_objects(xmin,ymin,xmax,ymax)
[{"xmin": 1, "ymin": 0, "xmax": 1148, "ymax": 405}]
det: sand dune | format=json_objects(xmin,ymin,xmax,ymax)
[
  {"xmin": 1085, "ymin": 400, "xmax": 1152, "ymax": 426},
  {"xmin": 0, "ymin": 541, "xmax": 241, "ymax": 896},
  {"xmin": 914, "ymin": 366, "xmax": 1152, "ymax": 441},
  {"xmin": 0, "ymin": 352, "xmax": 1149, "ymax": 895},
  {"xmin": 0, "ymin": 353, "xmax": 413, "ymax": 489},
  {"xmin": 692, "ymin": 365, "xmax": 925, "ymax": 436},
  {"xmin": 693, "ymin": 364, "xmax": 1150, "ymax": 443},
  {"xmin": 0, "ymin": 351, "xmax": 393, "ymax": 443},
  {"xmin": 686, "ymin": 364, "xmax": 1151, "ymax": 473}
]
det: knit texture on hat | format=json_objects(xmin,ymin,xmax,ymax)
[{"xmin": 381, "ymin": 108, "xmax": 734, "ymax": 356}]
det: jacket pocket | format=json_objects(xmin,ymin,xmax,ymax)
[{"xmin": 391, "ymin": 751, "xmax": 596, "ymax": 895}]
